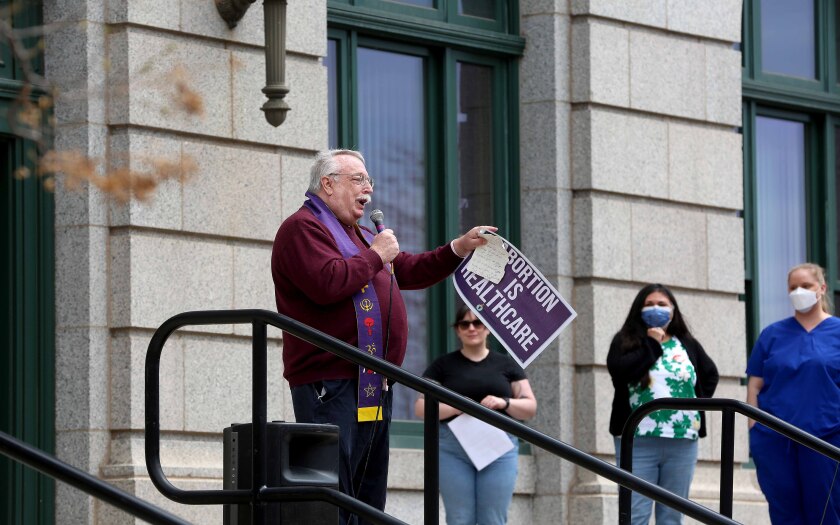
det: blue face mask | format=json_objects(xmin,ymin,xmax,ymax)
[{"xmin": 641, "ymin": 306, "xmax": 672, "ymax": 328}]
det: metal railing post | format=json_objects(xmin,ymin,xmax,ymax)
[
  {"xmin": 618, "ymin": 433, "xmax": 635, "ymax": 525},
  {"xmin": 252, "ymin": 320, "xmax": 268, "ymax": 525},
  {"xmin": 719, "ymin": 408, "xmax": 735, "ymax": 518},
  {"xmin": 424, "ymin": 398, "xmax": 439, "ymax": 525}
]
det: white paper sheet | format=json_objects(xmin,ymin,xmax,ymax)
[
  {"xmin": 447, "ymin": 413, "xmax": 515, "ymax": 471},
  {"xmin": 465, "ymin": 232, "xmax": 508, "ymax": 284}
]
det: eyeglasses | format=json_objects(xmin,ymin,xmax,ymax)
[
  {"xmin": 456, "ymin": 319, "xmax": 483, "ymax": 329},
  {"xmin": 332, "ymin": 173, "xmax": 374, "ymax": 188}
]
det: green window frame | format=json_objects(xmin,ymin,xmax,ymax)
[
  {"xmin": 327, "ymin": 0, "xmax": 523, "ymax": 446},
  {"xmin": 1, "ymin": 1, "xmax": 56, "ymax": 522},
  {"xmin": 742, "ymin": 0, "xmax": 840, "ymax": 348}
]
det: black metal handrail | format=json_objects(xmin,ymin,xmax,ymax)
[
  {"xmin": 0, "ymin": 430, "xmax": 189, "ymax": 525},
  {"xmin": 146, "ymin": 309, "xmax": 739, "ymax": 525},
  {"xmin": 619, "ymin": 398, "xmax": 840, "ymax": 525}
]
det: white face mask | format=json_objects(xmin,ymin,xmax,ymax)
[{"xmin": 789, "ymin": 287, "xmax": 819, "ymax": 313}]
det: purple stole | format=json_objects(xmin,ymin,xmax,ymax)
[{"xmin": 303, "ymin": 192, "xmax": 387, "ymax": 422}]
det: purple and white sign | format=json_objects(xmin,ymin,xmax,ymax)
[{"xmin": 453, "ymin": 235, "xmax": 576, "ymax": 368}]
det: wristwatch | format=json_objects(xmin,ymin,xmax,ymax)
[{"xmin": 502, "ymin": 397, "xmax": 510, "ymax": 411}]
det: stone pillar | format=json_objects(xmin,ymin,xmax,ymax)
[
  {"xmin": 519, "ymin": 2, "xmax": 577, "ymax": 522},
  {"xmin": 46, "ymin": 0, "xmax": 327, "ymax": 522},
  {"xmin": 565, "ymin": 0, "xmax": 762, "ymax": 523}
]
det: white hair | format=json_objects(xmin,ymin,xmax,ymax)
[{"xmin": 308, "ymin": 149, "xmax": 366, "ymax": 193}]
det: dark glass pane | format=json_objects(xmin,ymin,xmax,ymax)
[
  {"xmin": 459, "ymin": 0, "xmax": 495, "ymax": 20},
  {"xmin": 457, "ymin": 62, "xmax": 494, "ymax": 232},
  {"xmin": 760, "ymin": 0, "xmax": 815, "ymax": 78},
  {"xmin": 386, "ymin": 0, "xmax": 434, "ymax": 7},
  {"xmin": 837, "ymin": 4, "xmax": 840, "ymax": 82},
  {"xmin": 755, "ymin": 116, "xmax": 807, "ymax": 328},
  {"xmin": 357, "ymin": 47, "xmax": 427, "ymax": 421},
  {"xmin": 326, "ymin": 39, "xmax": 338, "ymax": 149},
  {"xmin": 836, "ymin": 128, "xmax": 840, "ymax": 283}
]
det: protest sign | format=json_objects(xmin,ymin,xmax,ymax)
[{"xmin": 452, "ymin": 233, "xmax": 576, "ymax": 368}]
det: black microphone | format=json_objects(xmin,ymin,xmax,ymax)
[{"xmin": 370, "ymin": 209, "xmax": 386, "ymax": 233}]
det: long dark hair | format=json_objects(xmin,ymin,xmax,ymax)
[{"xmin": 617, "ymin": 283, "xmax": 696, "ymax": 353}]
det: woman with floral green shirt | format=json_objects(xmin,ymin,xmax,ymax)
[{"xmin": 607, "ymin": 284, "xmax": 719, "ymax": 525}]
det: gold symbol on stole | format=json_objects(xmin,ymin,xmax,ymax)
[
  {"xmin": 361, "ymin": 284, "xmax": 369, "ymax": 294},
  {"xmin": 360, "ymin": 298, "xmax": 373, "ymax": 312},
  {"xmin": 364, "ymin": 384, "xmax": 377, "ymax": 397},
  {"xmin": 366, "ymin": 343, "xmax": 377, "ymax": 355}
]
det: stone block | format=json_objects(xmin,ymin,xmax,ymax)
[
  {"xmin": 267, "ymin": 339, "xmax": 287, "ymax": 420},
  {"xmin": 109, "ymin": 230, "xmax": 235, "ymax": 331},
  {"xmin": 286, "ymin": 0, "xmax": 328, "ymax": 57},
  {"xmin": 99, "ymin": 478, "xmax": 220, "ymax": 525},
  {"xmin": 108, "ymin": 129, "xmax": 185, "ymax": 230},
  {"xmin": 571, "ymin": 19, "xmax": 630, "ymax": 107},
  {"xmin": 110, "ymin": 331, "xmax": 185, "ymax": 431},
  {"xmin": 520, "ymin": 14, "xmax": 570, "ymax": 104},
  {"xmin": 109, "ymin": 28, "xmax": 232, "ymax": 138},
  {"xmin": 55, "ymin": 429, "xmax": 110, "ymax": 473},
  {"xmin": 178, "ymin": 0, "xmax": 324, "ymax": 56},
  {"xmin": 385, "ymin": 490, "xmax": 445, "ymax": 524},
  {"xmin": 572, "ymin": 0, "xmax": 668, "ymax": 29},
  {"xmin": 107, "ymin": 0, "xmax": 180, "ymax": 30},
  {"xmin": 106, "ymin": 431, "xmax": 225, "ymax": 478},
  {"xmin": 54, "ymin": 430, "xmax": 110, "ymax": 525},
  {"xmin": 44, "ymin": 0, "xmax": 105, "ymax": 23},
  {"xmin": 232, "ymin": 51, "xmax": 327, "ymax": 150},
  {"xmin": 520, "ymin": 101, "xmax": 571, "ymax": 192},
  {"xmin": 575, "ymin": 366, "xmax": 616, "ymax": 456},
  {"xmin": 703, "ymin": 379, "xmax": 750, "ymax": 463},
  {"xmin": 677, "ymin": 291, "xmax": 746, "ymax": 378},
  {"xmin": 55, "ymin": 327, "xmax": 109, "ymax": 431},
  {"xmin": 522, "ymin": 0, "xmax": 570, "ymax": 15},
  {"xmin": 45, "ymin": 21, "xmax": 108, "ymax": 125},
  {"xmin": 668, "ymin": 122, "xmax": 743, "ymax": 209},
  {"xmin": 55, "ymin": 225, "xmax": 109, "ymax": 328},
  {"xmin": 629, "ymin": 29, "xmax": 706, "ymax": 120},
  {"xmin": 521, "ymin": 188, "xmax": 573, "ymax": 277},
  {"xmin": 706, "ymin": 213, "xmax": 745, "ymax": 294},
  {"xmin": 573, "ymin": 193, "xmax": 633, "ymax": 281},
  {"xmin": 179, "ymin": 0, "xmax": 265, "ymax": 47},
  {"xmin": 574, "ymin": 281, "xmax": 640, "ymax": 365},
  {"xmin": 667, "ymin": 0, "xmax": 743, "ymax": 42},
  {"xmin": 181, "ymin": 140, "xmax": 281, "ymax": 240},
  {"xmin": 232, "ymin": 244, "xmax": 276, "ymax": 336},
  {"xmin": 630, "ymin": 201, "xmax": 707, "ymax": 288},
  {"xmin": 53, "ymin": 123, "xmax": 109, "ymax": 227},
  {"xmin": 183, "ymin": 334, "xmax": 252, "ymax": 433},
  {"xmin": 705, "ymin": 43, "xmax": 743, "ymax": 126},
  {"xmin": 573, "ymin": 108, "xmax": 669, "ymax": 198},
  {"xmin": 568, "ymin": 492, "xmax": 616, "ymax": 525},
  {"xmin": 279, "ymin": 153, "xmax": 315, "ymax": 219}
]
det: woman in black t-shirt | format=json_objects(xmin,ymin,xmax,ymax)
[{"xmin": 414, "ymin": 305, "xmax": 537, "ymax": 525}]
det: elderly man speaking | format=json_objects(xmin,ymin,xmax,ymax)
[{"xmin": 271, "ymin": 149, "xmax": 493, "ymax": 524}]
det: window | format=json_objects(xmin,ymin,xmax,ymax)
[
  {"xmin": 743, "ymin": 0, "xmax": 840, "ymax": 345},
  {"xmin": 1, "ymin": 1, "xmax": 56, "ymax": 522},
  {"xmin": 327, "ymin": 1, "xmax": 523, "ymax": 428}
]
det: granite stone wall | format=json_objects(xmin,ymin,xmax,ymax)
[{"xmin": 44, "ymin": 0, "xmax": 759, "ymax": 523}]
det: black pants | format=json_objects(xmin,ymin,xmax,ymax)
[{"xmin": 290, "ymin": 379, "xmax": 392, "ymax": 525}]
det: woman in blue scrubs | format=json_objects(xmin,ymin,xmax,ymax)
[{"xmin": 746, "ymin": 263, "xmax": 840, "ymax": 525}]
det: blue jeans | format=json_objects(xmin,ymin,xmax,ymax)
[
  {"xmin": 291, "ymin": 379, "xmax": 392, "ymax": 525},
  {"xmin": 438, "ymin": 423, "xmax": 519, "ymax": 525},
  {"xmin": 614, "ymin": 436, "xmax": 698, "ymax": 525},
  {"xmin": 750, "ymin": 424, "xmax": 840, "ymax": 525}
]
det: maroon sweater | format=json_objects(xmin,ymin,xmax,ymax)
[{"xmin": 272, "ymin": 205, "xmax": 463, "ymax": 387}]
